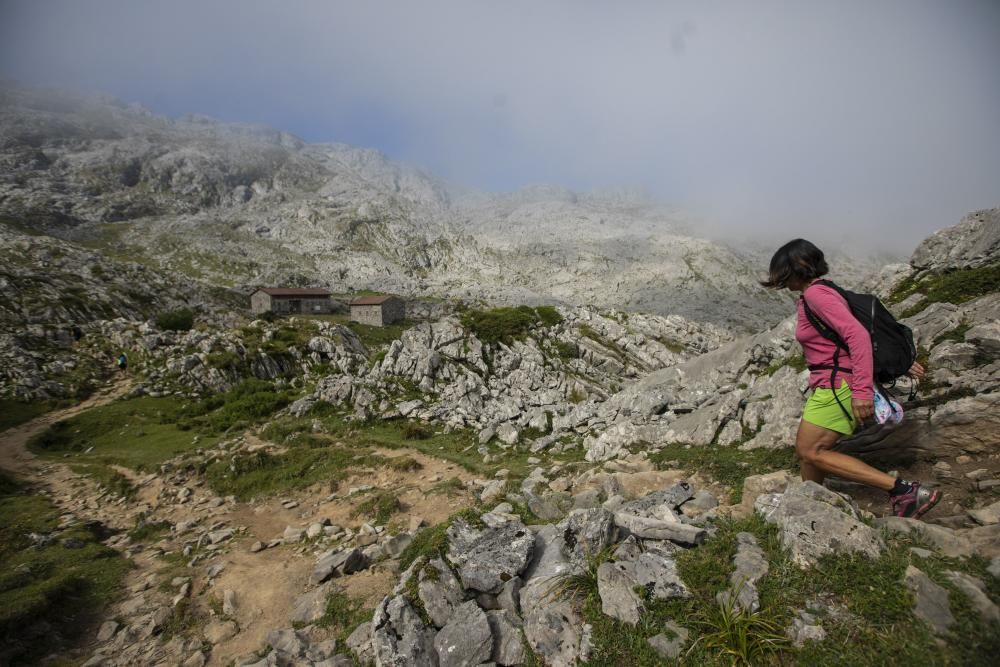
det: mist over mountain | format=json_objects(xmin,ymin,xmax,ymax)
[{"xmin": 0, "ymin": 83, "xmax": 819, "ymax": 330}]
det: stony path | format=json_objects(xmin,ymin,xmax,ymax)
[{"xmin": 0, "ymin": 382, "xmax": 478, "ymax": 666}]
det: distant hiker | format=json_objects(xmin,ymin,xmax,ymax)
[
  {"xmin": 117, "ymin": 352, "xmax": 128, "ymax": 375},
  {"xmin": 761, "ymin": 239, "xmax": 940, "ymax": 519}
]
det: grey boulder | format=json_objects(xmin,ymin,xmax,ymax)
[
  {"xmin": 755, "ymin": 481, "xmax": 883, "ymax": 567},
  {"xmin": 446, "ymin": 518, "xmax": 534, "ymax": 594},
  {"xmin": 433, "ymin": 600, "xmax": 493, "ymax": 667}
]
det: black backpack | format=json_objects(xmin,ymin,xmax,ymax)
[{"xmin": 801, "ymin": 279, "xmax": 917, "ymax": 421}]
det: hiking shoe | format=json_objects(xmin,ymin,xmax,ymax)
[{"xmin": 890, "ymin": 481, "xmax": 942, "ymax": 519}]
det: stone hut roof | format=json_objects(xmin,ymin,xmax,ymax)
[
  {"xmin": 350, "ymin": 295, "xmax": 395, "ymax": 306},
  {"xmin": 255, "ymin": 288, "xmax": 331, "ymax": 298}
]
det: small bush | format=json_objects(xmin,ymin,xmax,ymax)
[
  {"xmin": 403, "ymin": 422, "xmax": 433, "ymax": 440},
  {"xmin": 384, "ymin": 456, "xmax": 423, "ymax": 472},
  {"xmin": 315, "ymin": 588, "xmax": 371, "ymax": 641},
  {"xmin": 460, "ymin": 305, "xmax": 563, "ymax": 345},
  {"xmin": 399, "ymin": 522, "xmax": 450, "ymax": 570},
  {"xmin": 553, "ymin": 340, "xmax": 578, "ymax": 360},
  {"xmin": 155, "ymin": 308, "xmax": 195, "ymax": 332}
]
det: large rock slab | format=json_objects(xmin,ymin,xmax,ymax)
[
  {"xmin": 486, "ymin": 610, "xmax": 526, "ymax": 666},
  {"xmin": 613, "ymin": 512, "xmax": 706, "ymax": 546},
  {"xmin": 560, "ymin": 508, "xmax": 617, "ymax": 565},
  {"xmin": 433, "ymin": 600, "xmax": 493, "ymax": 667},
  {"xmin": 446, "ymin": 518, "xmax": 534, "ymax": 594},
  {"xmin": 290, "ymin": 583, "xmax": 332, "ymax": 625},
  {"xmin": 371, "ymin": 594, "xmax": 437, "ymax": 667},
  {"xmin": 312, "ymin": 548, "xmax": 368, "ymax": 584},
  {"xmin": 417, "ymin": 558, "xmax": 465, "ymax": 629},
  {"xmin": 910, "ymin": 209, "xmax": 1000, "ymax": 271},
  {"xmin": 904, "ymin": 566, "xmax": 954, "ymax": 636},
  {"xmin": 755, "ymin": 481, "xmax": 883, "ymax": 567},
  {"xmin": 519, "ymin": 525, "xmax": 584, "ymax": 667},
  {"xmin": 718, "ymin": 532, "xmax": 768, "ymax": 613}
]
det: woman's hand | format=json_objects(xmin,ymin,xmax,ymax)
[
  {"xmin": 852, "ymin": 398, "xmax": 874, "ymax": 425},
  {"xmin": 907, "ymin": 361, "xmax": 926, "ymax": 380}
]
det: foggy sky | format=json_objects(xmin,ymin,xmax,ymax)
[{"xmin": 1, "ymin": 0, "xmax": 998, "ymax": 254}]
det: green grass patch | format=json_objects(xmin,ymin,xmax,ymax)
[
  {"xmin": 178, "ymin": 379, "xmax": 294, "ymax": 433},
  {"xmin": 888, "ymin": 263, "xmax": 1000, "ymax": 316},
  {"xmin": 69, "ymin": 463, "xmax": 135, "ymax": 499},
  {"xmin": 28, "ymin": 396, "xmax": 214, "ymax": 471},
  {"xmin": 648, "ymin": 443, "xmax": 796, "ymax": 503},
  {"xmin": 759, "ymin": 353, "xmax": 807, "ymax": 377},
  {"xmin": 204, "ymin": 444, "xmax": 378, "ymax": 501},
  {"xmin": 932, "ymin": 320, "xmax": 973, "ymax": 347},
  {"xmin": 577, "ymin": 324, "xmax": 626, "ymax": 362},
  {"xmin": 0, "ymin": 471, "xmax": 131, "ymax": 665},
  {"xmin": 383, "ymin": 456, "xmax": 423, "ymax": 472},
  {"xmin": 352, "ymin": 489, "xmax": 402, "ymax": 525},
  {"xmin": 314, "ymin": 588, "xmax": 373, "ymax": 642},
  {"xmin": 155, "ymin": 308, "xmax": 195, "ymax": 332},
  {"xmin": 398, "ymin": 508, "xmax": 485, "ymax": 570},
  {"xmin": 0, "ymin": 399, "xmax": 52, "ymax": 432},
  {"xmin": 459, "ymin": 305, "xmax": 563, "ymax": 345},
  {"xmin": 345, "ymin": 319, "xmax": 414, "ymax": 349},
  {"xmin": 428, "ymin": 476, "xmax": 466, "ymax": 497}
]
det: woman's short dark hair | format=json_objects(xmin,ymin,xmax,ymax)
[{"xmin": 760, "ymin": 239, "xmax": 828, "ymax": 289}]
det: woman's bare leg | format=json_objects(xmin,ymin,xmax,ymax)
[{"xmin": 795, "ymin": 420, "xmax": 895, "ymax": 491}]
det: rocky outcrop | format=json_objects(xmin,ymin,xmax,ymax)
[
  {"xmin": 910, "ymin": 209, "xmax": 1000, "ymax": 271},
  {"xmin": 755, "ymin": 481, "xmax": 883, "ymax": 567}
]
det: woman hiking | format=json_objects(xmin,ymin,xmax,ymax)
[{"xmin": 762, "ymin": 239, "xmax": 941, "ymax": 518}]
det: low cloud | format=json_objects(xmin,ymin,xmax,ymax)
[{"xmin": 1, "ymin": 0, "xmax": 998, "ymax": 254}]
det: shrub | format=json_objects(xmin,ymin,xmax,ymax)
[
  {"xmin": 155, "ymin": 308, "xmax": 195, "ymax": 332},
  {"xmin": 460, "ymin": 305, "xmax": 563, "ymax": 345},
  {"xmin": 403, "ymin": 422, "xmax": 433, "ymax": 440}
]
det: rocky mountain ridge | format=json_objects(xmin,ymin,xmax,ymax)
[{"xmin": 1, "ymin": 83, "xmax": 801, "ymax": 330}]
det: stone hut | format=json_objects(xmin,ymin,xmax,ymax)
[
  {"xmin": 250, "ymin": 288, "xmax": 333, "ymax": 315},
  {"xmin": 350, "ymin": 295, "xmax": 404, "ymax": 327}
]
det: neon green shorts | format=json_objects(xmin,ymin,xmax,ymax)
[{"xmin": 802, "ymin": 381, "xmax": 856, "ymax": 435}]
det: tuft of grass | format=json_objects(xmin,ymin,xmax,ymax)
[
  {"xmin": 127, "ymin": 518, "xmax": 171, "ymax": 543},
  {"xmin": 399, "ymin": 522, "xmax": 450, "ymax": 571},
  {"xmin": 314, "ymin": 588, "xmax": 373, "ymax": 641},
  {"xmin": 759, "ymin": 353, "xmax": 807, "ymax": 377},
  {"xmin": 352, "ymin": 489, "xmax": 402, "ymax": 525},
  {"xmin": 402, "ymin": 422, "xmax": 433, "ymax": 440},
  {"xmin": 429, "ymin": 476, "xmax": 466, "ymax": 497},
  {"xmin": 545, "ymin": 545, "xmax": 615, "ymax": 603},
  {"xmin": 648, "ymin": 443, "xmax": 796, "ymax": 503},
  {"xmin": 70, "ymin": 464, "xmax": 135, "ymax": 499},
  {"xmin": 383, "ymin": 456, "xmax": 423, "ymax": 472},
  {"xmin": 932, "ymin": 320, "xmax": 973, "ymax": 347},
  {"xmin": 687, "ymin": 589, "xmax": 790, "ymax": 666},
  {"xmin": 344, "ymin": 319, "xmax": 412, "ymax": 349}
]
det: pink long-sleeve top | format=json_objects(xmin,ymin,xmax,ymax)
[{"xmin": 795, "ymin": 282, "xmax": 874, "ymax": 400}]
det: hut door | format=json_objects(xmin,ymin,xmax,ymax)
[{"xmin": 289, "ymin": 299, "xmax": 302, "ymax": 313}]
